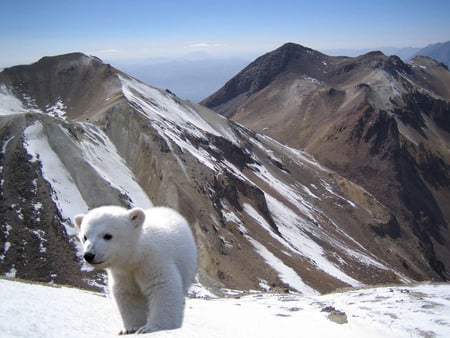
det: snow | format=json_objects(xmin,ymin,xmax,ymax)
[
  {"xmin": 320, "ymin": 179, "xmax": 356, "ymax": 208},
  {"xmin": 119, "ymin": 75, "xmax": 240, "ymax": 147},
  {"xmin": 45, "ymin": 98, "xmax": 67, "ymax": 119},
  {"xmin": 0, "ymin": 84, "xmax": 25, "ymax": 115},
  {"xmin": 247, "ymin": 131, "xmax": 411, "ymax": 284},
  {"xmin": 265, "ymin": 195, "xmax": 364, "ymax": 288},
  {"xmin": 223, "ymin": 208, "xmax": 247, "ymax": 234},
  {"xmin": 23, "ymin": 121, "xmax": 89, "ymax": 223},
  {"xmin": 244, "ymin": 203, "xmax": 278, "ymax": 239},
  {"xmin": 0, "ymin": 224, "xmax": 12, "ymax": 261},
  {"xmin": 23, "ymin": 121, "xmax": 90, "ymax": 270},
  {"xmin": 120, "ymin": 75, "xmax": 219, "ymax": 139},
  {"xmin": 246, "ymin": 236, "xmax": 318, "ymax": 295},
  {"xmin": 1, "ymin": 135, "xmax": 14, "ymax": 153},
  {"xmin": 73, "ymin": 123, "xmax": 152, "ymax": 209},
  {"xmin": 0, "ymin": 85, "xmax": 66, "ymax": 119},
  {"xmin": 24, "ymin": 119, "xmax": 153, "ymax": 214},
  {"xmin": 31, "ymin": 229, "xmax": 47, "ymax": 253},
  {"xmin": 302, "ymin": 76, "xmax": 324, "ymax": 86},
  {"xmin": 255, "ymin": 134, "xmax": 330, "ymax": 173},
  {"xmin": 302, "ymin": 185, "xmax": 321, "ymax": 199},
  {"xmin": 5, "ymin": 267, "xmax": 16, "ymax": 278},
  {"xmin": 23, "ymin": 120, "xmax": 153, "ymax": 276},
  {"xmin": 1, "ymin": 278, "xmax": 449, "ymax": 337}
]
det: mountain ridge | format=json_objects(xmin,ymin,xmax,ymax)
[{"xmin": 0, "ymin": 52, "xmax": 447, "ymax": 294}]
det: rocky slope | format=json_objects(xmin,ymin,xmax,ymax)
[
  {"xmin": 202, "ymin": 43, "xmax": 450, "ymax": 281},
  {"xmin": 0, "ymin": 52, "xmax": 447, "ymax": 294}
]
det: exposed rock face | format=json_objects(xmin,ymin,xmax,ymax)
[
  {"xmin": 202, "ymin": 43, "xmax": 450, "ymax": 281},
  {"xmin": 0, "ymin": 52, "xmax": 447, "ymax": 295}
]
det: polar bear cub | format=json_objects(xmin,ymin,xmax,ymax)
[{"xmin": 73, "ymin": 206, "xmax": 197, "ymax": 334}]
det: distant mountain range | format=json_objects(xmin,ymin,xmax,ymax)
[
  {"xmin": 111, "ymin": 41, "xmax": 450, "ymax": 103},
  {"xmin": 324, "ymin": 46, "xmax": 421, "ymax": 61},
  {"xmin": 323, "ymin": 41, "xmax": 450, "ymax": 67},
  {"xmin": 414, "ymin": 41, "xmax": 450, "ymax": 67},
  {"xmin": 0, "ymin": 45, "xmax": 448, "ymax": 294}
]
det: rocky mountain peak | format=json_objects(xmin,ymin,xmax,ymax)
[
  {"xmin": 200, "ymin": 43, "xmax": 328, "ymax": 114},
  {"xmin": 0, "ymin": 53, "xmax": 121, "ymax": 120},
  {"xmin": 36, "ymin": 52, "xmax": 100, "ymax": 65}
]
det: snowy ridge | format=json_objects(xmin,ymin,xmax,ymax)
[
  {"xmin": 120, "ymin": 75, "xmax": 237, "ymax": 142},
  {"xmin": 1, "ymin": 278, "xmax": 449, "ymax": 337}
]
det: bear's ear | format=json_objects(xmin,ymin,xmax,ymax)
[
  {"xmin": 73, "ymin": 214, "xmax": 84, "ymax": 229},
  {"xmin": 128, "ymin": 208, "xmax": 145, "ymax": 228}
]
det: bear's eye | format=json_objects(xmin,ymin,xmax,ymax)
[
  {"xmin": 103, "ymin": 233, "xmax": 113, "ymax": 241},
  {"xmin": 83, "ymin": 235, "xmax": 87, "ymax": 243}
]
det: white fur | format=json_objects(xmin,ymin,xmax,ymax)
[{"xmin": 74, "ymin": 206, "xmax": 198, "ymax": 334}]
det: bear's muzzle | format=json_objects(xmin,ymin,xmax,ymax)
[{"xmin": 83, "ymin": 252, "xmax": 96, "ymax": 264}]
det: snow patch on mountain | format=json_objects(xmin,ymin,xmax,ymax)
[
  {"xmin": 246, "ymin": 237, "xmax": 318, "ymax": 295},
  {"xmin": 24, "ymin": 121, "xmax": 88, "ymax": 225},
  {"xmin": 72, "ymin": 123, "xmax": 153, "ymax": 209},
  {"xmin": 0, "ymin": 84, "xmax": 24, "ymax": 115},
  {"xmin": 45, "ymin": 98, "xmax": 67, "ymax": 119},
  {"xmin": 121, "ymin": 76, "xmax": 222, "ymax": 139}
]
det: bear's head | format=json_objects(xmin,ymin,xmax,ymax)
[{"xmin": 73, "ymin": 206, "xmax": 146, "ymax": 270}]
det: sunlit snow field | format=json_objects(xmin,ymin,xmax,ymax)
[{"xmin": 1, "ymin": 278, "xmax": 449, "ymax": 337}]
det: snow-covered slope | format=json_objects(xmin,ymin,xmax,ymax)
[
  {"xmin": 1, "ymin": 278, "xmax": 449, "ymax": 337},
  {"xmin": 0, "ymin": 53, "xmax": 445, "ymax": 293}
]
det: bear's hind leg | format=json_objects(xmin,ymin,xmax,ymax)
[{"xmin": 137, "ymin": 275, "xmax": 185, "ymax": 334}]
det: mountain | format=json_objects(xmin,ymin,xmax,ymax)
[
  {"xmin": 0, "ymin": 52, "xmax": 447, "ymax": 295},
  {"xmin": 412, "ymin": 41, "xmax": 450, "ymax": 67},
  {"xmin": 2, "ymin": 278, "xmax": 450, "ymax": 337},
  {"xmin": 202, "ymin": 43, "xmax": 450, "ymax": 282}
]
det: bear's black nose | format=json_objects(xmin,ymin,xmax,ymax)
[{"xmin": 84, "ymin": 252, "xmax": 95, "ymax": 263}]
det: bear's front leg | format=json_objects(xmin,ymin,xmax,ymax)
[{"xmin": 110, "ymin": 279, "xmax": 148, "ymax": 334}]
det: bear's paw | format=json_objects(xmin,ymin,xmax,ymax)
[{"xmin": 118, "ymin": 328, "xmax": 137, "ymax": 335}]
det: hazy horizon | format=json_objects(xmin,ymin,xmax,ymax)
[{"xmin": 1, "ymin": 0, "xmax": 449, "ymax": 68}]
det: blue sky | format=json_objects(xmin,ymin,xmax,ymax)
[{"xmin": 1, "ymin": 0, "xmax": 449, "ymax": 67}]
